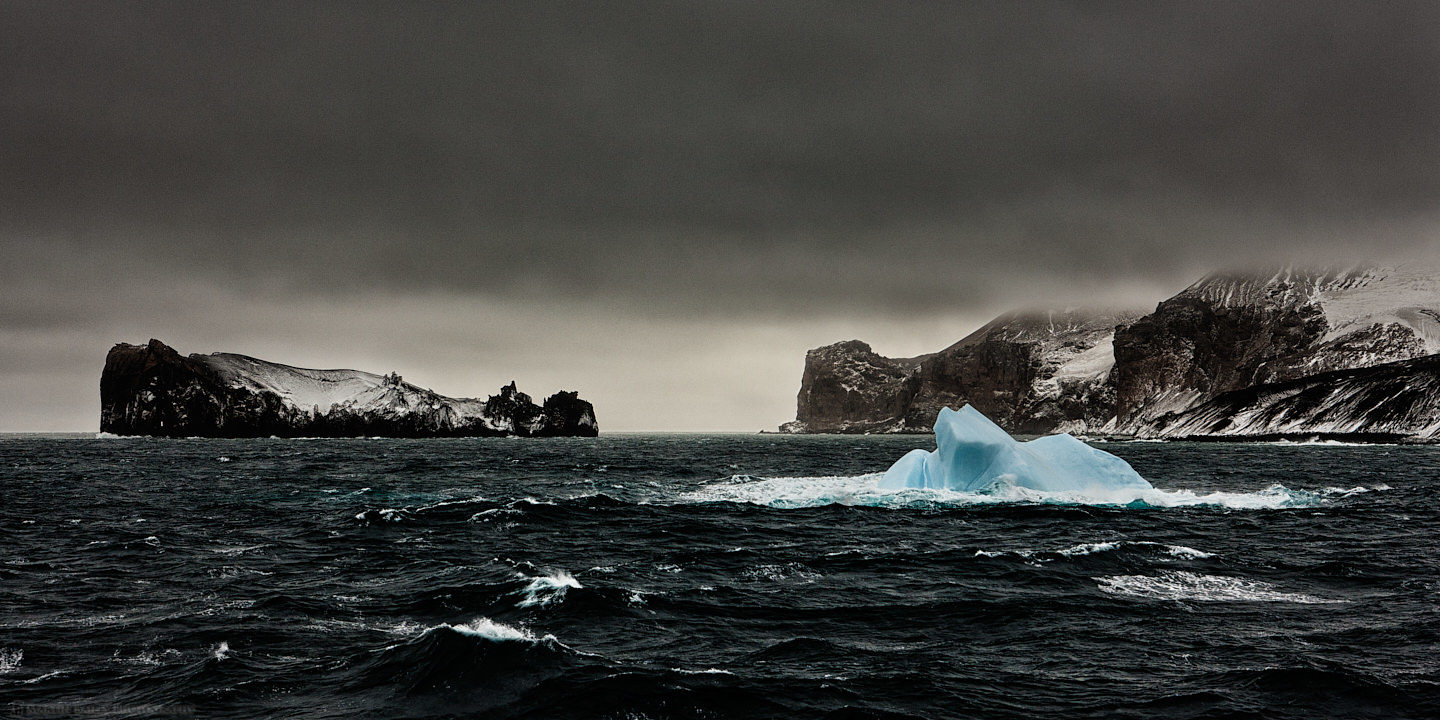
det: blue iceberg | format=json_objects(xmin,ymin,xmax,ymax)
[{"xmin": 879, "ymin": 405, "xmax": 1152, "ymax": 493}]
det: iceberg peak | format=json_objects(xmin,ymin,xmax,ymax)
[{"xmin": 879, "ymin": 405, "xmax": 1152, "ymax": 493}]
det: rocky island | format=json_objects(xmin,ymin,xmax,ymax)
[
  {"xmin": 100, "ymin": 339, "xmax": 598, "ymax": 438},
  {"xmin": 783, "ymin": 266, "xmax": 1440, "ymax": 442}
]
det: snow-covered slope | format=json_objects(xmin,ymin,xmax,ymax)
[
  {"xmin": 1313, "ymin": 265, "xmax": 1440, "ymax": 350},
  {"xmin": 201, "ymin": 353, "xmax": 488, "ymax": 424}
]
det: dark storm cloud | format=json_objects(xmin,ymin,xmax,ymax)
[{"xmin": 6, "ymin": 0, "xmax": 1440, "ymax": 325}]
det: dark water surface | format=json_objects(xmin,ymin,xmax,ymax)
[{"xmin": 2, "ymin": 434, "xmax": 1438, "ymax": 719}]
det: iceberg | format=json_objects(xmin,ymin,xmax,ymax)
[{"xmin": 879, "ymin": 405, "xmax": 1153, "ymax": 493}]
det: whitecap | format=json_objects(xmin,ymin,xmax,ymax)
[
  {"xmin": 1271, "ymin": 437, "xmax": 1386, "ymax": 446},
  {"xmin": 213, "ymin": 641, "xmax": 230, "ymax": 660},
  {"xmin": 415, "ymin": 496, "xmax": 489, "ymax": 512},
  {"xmin": 355, "ymin": 508, "xmax": 409, "ymax": 523},
  {"xmin": 447, "ymin": 617, "xmax": 538, "ymax": 642},
  {"xmin": 974, "ymin": 540, "xmax": 1216, "ymax": 561},
  {"xmin": 1096, "ymin": 571, "xmax": 1342, "ymax": 604},
  {"xmin": 468, "ymin": 507, "xmax": 522, "ymax": 521},
  {"xmin": 1057, "ymin": 541, "xmax": 1120, "ymax": 557},
  {"xmin": 514, "ymin": 570, "xmax": 581, "ymax": 608},
  {"xmin": 1161, "ymin": 544, "xmax": 1216, "ymax": 559},
  {"xmin": 974, "ymin": 549, "xmax": 1027, "ymax": 559},
  {"xmin": 0, "ymin": 648, "xmax": 21, "ymax": 673}
]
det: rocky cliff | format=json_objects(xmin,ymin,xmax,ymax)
[
  {"xmin": 784, "ymin": 265, "xmax": 1440, "ymax": 441},
  {"xmin": 781, "ymin": 310, "xmax": 1135, "ymax": 434},
  {"xmin": 100, "ymin": 339, "xmax": 598, "ymax": 438},
  {"xmin": 1110, "ymin": 268, "xmax": 1440, "ymax": 431}
]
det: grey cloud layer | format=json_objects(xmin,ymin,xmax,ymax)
[{"xmin": 6, "ymin": 1, "xmax": 1440, "ymax": 317}]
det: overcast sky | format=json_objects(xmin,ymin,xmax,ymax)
[{"xmin": 5, "ymin": 1, "xmax": 1440, "ymax": 431}]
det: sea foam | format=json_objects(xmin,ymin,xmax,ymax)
[
  {"xmin": 447, "ymin": 618, "xmax": 539, "ymax": 642},
  {"xmin": 514, "ymin": 570, "xmax": 581, "ymax": 608},
  {"xmin": 681, "ymin": 474, "xmax": 1327, "ymax": 510}
]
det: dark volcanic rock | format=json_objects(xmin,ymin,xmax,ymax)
[
  {"xmin": 1109, "ymin": 269, "xmax": 1436, "ymax": 431},
  {"xmin": 1109, "ymin": 270, "xmax": 1333, "ymax": 429},
  {"xmin": 784, "ymin": 311, "xmax": 1132, "ymax": 434},
  {"xmin": 780, "ymin": 340, "xmax": 924, "ymax": 433},
  {"xmin": 99, "ymin": 339, "xmax": 598, "ymax": 438}
]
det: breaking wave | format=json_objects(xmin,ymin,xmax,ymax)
[
  {"xmin": 441, "ymin": 617, "xmax": 545, "ymax": 642},
  {"xmin": 974, "ymin": 540, "xmax": 1216, "ymax": 561},
  {"xmin": 355, "ymin": 617, "xmax": 576, "ymax": 696},
  {"xmin": 513, "ymin": 570, "xmax": 581, "ymax": 608},
  {"xmin": 680, "ymin": 474, "xmax": 1342, "ymax": 510}
]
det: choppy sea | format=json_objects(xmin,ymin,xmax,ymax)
[{"xmin": 2, "ymin": 434, "xmax": 1438, "ymax": 719}]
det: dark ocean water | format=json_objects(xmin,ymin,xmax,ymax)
[{"xmin": 2, "ymin": 434, "xmax": 1438, "ymax": 719}]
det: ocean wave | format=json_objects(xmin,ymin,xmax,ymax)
[
  {"xmin": 209, "ymin": 543, "xmax": 269, "ymax": 556},
  {"xmin": 513, "ymin": 570, "xmax": 581, "ymax": 608},
  {"xmin": 354, "ymin": 508, "xmax": 413, "ymax": 524},
  {"xmin": 680, "ymin": 474, "xmax": 1331, "ymax": 510},
  {"xmin": 669, "ymin": 667, "xmax": 734, "ymax": 675},
  {"xmin": 1057, "ymin": 541, "xmax": 1122, "ymax": 557},
  {"xmin": 976, "ymin": 540, "xmax": 1217, "ymax": 562},
  {"xmin": 19, "ymin": 670, "xmax": 66, "ymax": 685},
  {"xmin": 1163, "ymin": 544, "xmax": 1216, "ymax": 559},
  {"xmin": 1096, "ymin": 571, "xmax": 1343, "ymax": 604},
  {"xmin": 1271, "ymin": 437, "xmax": 1393, "ymax": 446},
  {"xmin": 446, "ymin": 617, "xmax": 543, "ymax": 642},
  {"xmin": 741, "ymin": 562, "xmax": 821, "ymax": 584},
  {"xmin": 354, "ymin": 616, "xmax": 590, "ymax": 697}
]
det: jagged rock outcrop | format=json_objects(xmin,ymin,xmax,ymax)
[
  {"xmin": 784, "ymin": 265, "xmax": 1440, "ymax": 441},
  {"xmin": 778, "ymin": 341, "xmax": 926, "ymax": 433},
  {"xmin": 1142, "ymin": 354, "xmax": 1440, "ymax": 441},
  {"xmin": 100, "ymin": 339, "xmax": 598, "ymax": 438},
  {"xmin": 782, "ymin": 310, "xmax": 1135, "ymax": 434}
]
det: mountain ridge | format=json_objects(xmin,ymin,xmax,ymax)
[{"xmin": 784, "ymin": 265, "xmax": 1440, "ymax": 441}]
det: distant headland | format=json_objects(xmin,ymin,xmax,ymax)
[{"xmin": 100, "ymin": 339, "xmax": 597, "ymax": 438}]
